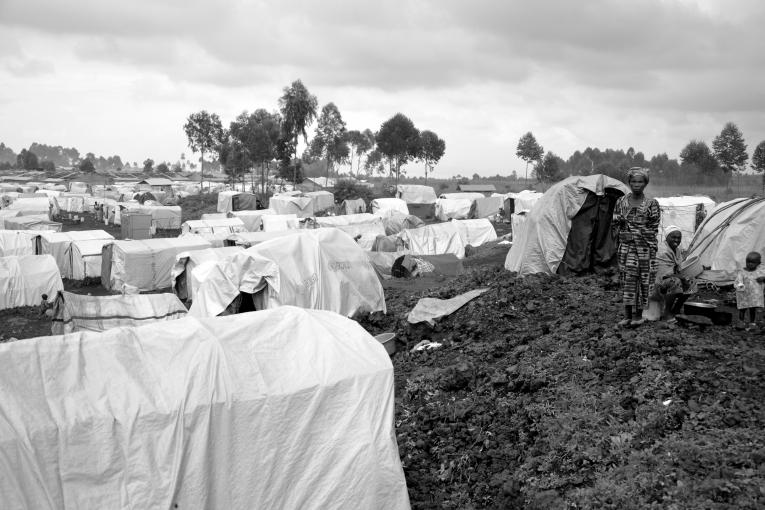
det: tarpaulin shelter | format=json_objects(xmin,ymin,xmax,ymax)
[
  {"xmin": 0, "ymin": 254, "xmax": 63, "ymax": 310},
  {"xmin": 216, "ymin": 190, "xmax": 239, "ymax": 213},
  {"xmin": 655, "ymin": 196, "xmax": 715, "ymax": 250},
  {"xmin": 340, "ymin": 198, "xmax": 367, "ymax": 215},
  {"xmin": 396, "ymin": 185, "xmax": 437, "ymax": 204},
  {"xmin": 69, "ymin": 238, "xmax": 116, "ymax": 280},
  {"xmin": 50, "ymin": 291, "xmax": 187, "ymax": 335},
  {"xmin": 505, "ymin": 174, "xmax": 628, "ymax": 276},
  {"xmin": 261, "ymin": 213, "xmax": 299, "ymax": 232},
  {"xmin": 683, "ymin": 197, "xmax": 765, "ymax": 275},
  {"xmin": 55, "ymin": 195, "xmax": 87, "ymax": 213},
  {"xmin": 453, "ymin": 219, "xmax": 498, "ymax": 247},
  {"xmin": 0, "ymin": 230, "xmax": 36, "ymax": 257},
  {"xmin": 0, "ymin": 306, "xmax": 409, "ymax": 510},
  {"xmin": 181, "ymin": 217, "xmax": 247, "ymax": 235},
  {"xmin": 114, "ymin": 203, "xmax": 182, "ymax": 229},
  {"xmin": 3, "ymin": 215, "xmax": 62, "ymax": 232},
  {"xmin": 314, "ymin": 214, "xmax": 386, "ymax": 249},
  {"xmin": 0, "ymin": 209, "xmax": 20, "ymax": 228},
  {"xmin": 172, "ymin": 246, "xmax": 244, "ymax": 301},
  {"xmin": 228, "ymin": 209, "xmax": 275, "ymax": 231},
  {"xmin": 190, "ymin": 229, "xmax": 386, "ymax": 317},
  {"xmin": 435, "ymin": 198, "xmax": 473, "ymax": 221},
  {"xmin": 269, "ymin": 195, "xmax": 315, "ymax": 218},
  {"xmin": 439, "ymin": 192, "xmax": 485, "ymax": 201},
  {"xmin": 34, "ymin": 230, "xmax": 114, "ymax": 278},
  {"xmin": 224, "ymin": 230, "xmax": 304, "ymax": 248},
  {"xmin": 101, "ymin": 235, "xmax": 212, "ymax": 292},
  {"xmin": 200, "ymin": 212, "xmax": 228, "ymax": 220},
  {"xmin": 371, "ymin": 198, "xmax": 409, "ymax": 216},
  {"xmin": 399, "ymin": 221, "xmax": 467, "ymax": 259},
  {"xmin": 5, "ymin": 197, "xmax": 50, "ymax": 216},
  {"xmin": 304, "ymin": 190, "xmax": 335, "ymax": 212},
  {"xmin": 217, "ymin": 192, "xmax": 259, "ymax": 214},
  {"xmin": 379, "ymin": 211, "xmax": 425, "ymax": 235},
  {"xmin": 469, "ymin": 196, "xmax": 503, "ymax": 219},
  {"xmin": 502, "ymin": 190, "xmax": 544, "ymax": 214}
]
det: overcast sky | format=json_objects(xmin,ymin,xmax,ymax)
[{"xmin": 1, "ymin": 0, "xmax": 764, "ymax": 177}]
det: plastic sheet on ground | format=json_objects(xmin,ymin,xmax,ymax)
[
  {"xmin": 407, "ymin": 287, "xmax": 490, "ymax": 325},
  {"xmin": 399, "ymin": 221, "xmax": 466, "ymax": 259},
  {"xmin": 0, "ymin": 306, "xmax": 410, "ymax": 510},
  {"xmin": 51, "ymin": 291, "xmax": 187, "ymax": 334},
  {"xmin": 0, "ymin": 254, "xmax": 63, "ymax": 310}
]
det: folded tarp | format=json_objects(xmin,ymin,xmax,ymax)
[
  {"xmin": 102, "ymin": 235, "xmax": 212, "ymax": 292},
  {"xmin": 399, "ymin": 221, "xmax": 467, "ymax": 259},
  {"xmin": 304, "ymin": 191, "xmax": 335, "ymax": 212},
  {"xmin": 181, "ymin": 217, "xmax": 247, "ymax": 235},
  {"xmin": 371, "ymin": 198, "xmax": 409, "ymax": 215},
  {"xmin": 3, "ymin": 215, "xmax": 62, "ymax": 232},
  {"xmin": 225, "ymin": 230, "xmax": 304, "ymax": 248},
  {"xmin": 269, "ymin": 195, "xmax": 315, "ymax": 218},
  {"xmin": 340, "ymin": 198, "xmax": 366, "ymax": 215},
  {"xmin": 469, "ymin": 196, "xmax": 503, "ymax": 219},
  {"xmin": 0, "ymin": 230, "xmax": 36, "ymax": 257},
  {"xmin": 172, "ymin": 246, "xmax": 245, "ymax": 301},
  {"xmin": 396, "ymin": 185, "xmax": 437, "ymax": 204},
  {"xmin": 453, "ymin": 218, "xmax": 498, "ymax": 247},
  {"xmin": 190, "ymin": 228, "xmax": 386, "ymax": 317},
  {"xmin": 0, "ymin": 306, "xmax": 410, "ymax": 510},
  {"xmin": 35, "ymin": 230, "xmax": 115, "ymax": 279},
  {"xmin": 0, "ymin": 254, "xmax": 63, "ymax": 310},
  {"xmin": 435, "ymin": 198, "xmax": 473, "ymax": 221},
  {"xmin": 261, "ymin": 213, "xmax": 299, "ymax": 232},
  {"xmin": 50, "ymin": 291, "xmax": 187, "ymax": 334},
  {"xmin": 228, "ymin": 209, "xmax": 275, "ymax": 231}
]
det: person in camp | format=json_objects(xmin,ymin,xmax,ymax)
[
  {"xmin": 613, "ymin": 167, "xmax": 661, "ymax": 326},
  {"xmin": 653, "ymin": 225, "xmax": 696, "ymax": 319},
  {"xmin": 734, "ymin": 251, "xmax": 765, "ymax": 331}
]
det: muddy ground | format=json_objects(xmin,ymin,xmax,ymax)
[{"xmin": 2, "ymin": 196, "xmax": 764, "ymax": 508}]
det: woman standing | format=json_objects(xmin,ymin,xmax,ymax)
[{"xmin": 613, "ymin": 167, "xmax": 661, "ymax": 326}]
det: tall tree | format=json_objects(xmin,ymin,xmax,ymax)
[
  {"xmin": 516, "ymin": 132, "xmax": 544, "ymax": 182},
  {"xmin": 78, "ymin": 158, "xmax": 95, "ymax": 173},
  {"xmin": 184, "ymin": 110, "xmax": 224, "ymax": 192},
  {"xmin": 679, "ymin": 140, "xmax": 718, "ymax": 174},
  {"xmin": 418, "ymin": 130, "xmax": 446, "ymax": 183},
  {"xmin": 751, "ymin": 140, "xmax": 765, "ymax": 195},
  {"xmin": 143, "ymin": 158, "xmax": 154, "ymax": 173},
  {"xmin": 278, "ymin": 79, "xmax": 318, "ymax": 186},
  {"xmin": 712, "ymin": 122, "xmax": 748, "ymax": 186},
  {"xmin": 346, "ymin": 129, "xmax": 373, "ymax": 177},
  {"xmin": 536, "ymin": 152, "xmax": 565, "ymax": 183},
  {"xmin": 16, "ymin": 149, "xmax": 39, "ymax": 169},
  {"xmin": 309, "ymin": 102, "xmax": 349, "ymax": 183},
  {"xmin": 228, "ymin": 109, "xmax": 282, "ymax": 195},
  {"xmin": 376, "ymin": 113, "xmax": 421, "ymax": 187}
]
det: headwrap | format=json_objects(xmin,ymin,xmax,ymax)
[
  {"xmin": 627, "ymin": 167, "xmax": 650, "ymax": 184},
  {"xmin": 665, "ymin": 225, "xmax": 681, "ymax": 236}
]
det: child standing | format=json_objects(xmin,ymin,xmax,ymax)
[{"xmin": 734, "ymin": 251, "xmax": 765, "ymax": 331}]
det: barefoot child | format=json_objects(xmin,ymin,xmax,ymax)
[{"xmin": 734, "ymin": 252, "xmax": 765, "ymax": 330}]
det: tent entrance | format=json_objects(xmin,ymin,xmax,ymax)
[
  {"xmin": 557, "ymin": 188, "xmax": 623, "ymax": 275},
  {"xmin": 221, "ymin": 291, "xmax": 265, "ymax": 315}
]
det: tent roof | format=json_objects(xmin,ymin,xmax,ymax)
[
  {"xmin": 457, "ymin": 184, "xmax": 496, "ymax": 192},
  {"xmin": 139, "ymin": 178, "xmax": 174, "ymax": 186}
]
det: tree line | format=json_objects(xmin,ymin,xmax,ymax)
[
  {"xmin": 517, "ymin": 122, "xmax": 765, "ymax": 188},
  {"xmin": 183, "ymin": 79, "xmax": 447, "ymax": 195}
]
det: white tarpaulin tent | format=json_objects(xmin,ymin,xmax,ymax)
[
  {"xmin": 55, "ymin": 195, "xmax": 87, "ymax": 213},
  {"xmin": 469, "ymin": 196, "xmax": 504, "ymax": 219},
  {"xmin": 399, "ymin": 221, "xmax": 466, "ymax": 259},
  {"xmin": 229, "ymin": 209, "xmax": 275, "ymax": 231},
  {"xmin": 453, "ymin": 218, "xmax": 498, "ymax": 247},
  {"xmin": 190, "ymin": 229, "xmax": 386, "ymax": 317},
  {"xmin": 439, "ymin": 192, "xmax": 484, "ymax": 201},
  {"xmin": 0, "ymin": 306, "xmax": 409, "ymax": 510},
  {"xmin": 3, "ymin": 215, "xmax": 62, "ymax": 232},
  {"xmin": 35, "ymin": 230, "xmax": 114, "ymax": 279},
  {"xmin": 655, "ymin": 196, "xmax": 715, "ymax": 250},
  {"xmin": 371, "ymin": 198, "xmax": 409, "ymax": 215},
  {"xmin": 225, "ymin": 230, "xmax": 303, "ymax": 248},
  {"xmin": 200, "ymin": 212, "xmax": 227, "ymax": 220},
  {"xmin": 304, "ymin": 190, "xmax": 335, "ymax": 212},
  {"xmin": 684, "ymin": 197, "xmax": 765, "ymax": 274},
  {"xmin": 505, "ymin": 190, "xmax": 544, "ymax": 212},
  {"xmin": 181, "ymin": 217, "xmax": 247, "ymax": 235},
  {"xmin": 0, "ymin": 230, "xmax": 36, "ymax": 257},
  {"xmin": 6, "ymin": 197, "xmax": 50, "ymax": 216},
  {"xmin": 69, "ymin": 239, "xmax": 115, "ymax": 280},
  {"xmin": 216, "ymin": 190, "xmax": 239, "ymax": 213},
  {"xmin": 103, "ymin": 235, "xmax": 212, "ymax": 292},
  {"xmin": 0, "ymin": 209, "xmax": 20, "ymax": 228},
  {"xmin": 261, "ymin": 213, "xmax": 299, "ymax": 232},
  {"xmin": 269, "ymin": 195, "xmax": 315, "ymax": 218},
  {"xmin": 114, "ymin": 203, "xmax": 182, "ymax": 229},
  {"xmin": 172, "ymin": 246, "xmax": 244, "ymax": 301},
  {"xmin": 0, "ymin": 254, "xmax": 63, "ymax": 310},
  {"xmin": 435, "ymin": 198, "xmax": 473, "ymax": 221},
  {"xmin": 314, "ymin": 214, "xmax": 386, "ymax": 249},
  {"xmin": 51, "ymin": 291, "xmax": 187, "ymax": 334},
  {"xmin": 505, "ymin": 174, "xmax": 628, "ymax": 275},
  {"xmin": 396, "ymin": 185, "xmax": 437, "ymax": 204}
]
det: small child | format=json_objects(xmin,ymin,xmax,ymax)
[{"xmin": 734, "ymin": 251, "xmax": 765, "ymax": 331}]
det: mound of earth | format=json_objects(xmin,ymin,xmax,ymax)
[{"xmin": 358, "ymin": 267, "xmax": 765, "ymax": 509}]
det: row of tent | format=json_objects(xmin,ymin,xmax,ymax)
[{"xmin": 505, "ymin": 174, "xmax": 763, "ymax": 280}]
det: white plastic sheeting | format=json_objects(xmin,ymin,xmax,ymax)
[
  {"xmin": 314, "ymin": 214, "xmax": 386, "ymax": 249},
  {"xmin": 399, "ymin": 222, "xmax": 466, "ymax": 259},
  {"xmin": 35, "ymin": 230, "xmax": 114, "ymax": 279},
  {"xmin": 453, "ymin": 219, "xmax": 498, "ymax": 247},
  {"xmin": 172, "ymin": 246, "xmax": 245, "ymax": 301},
  {"xmin": 397, "ymin": 184, "xmax": 437, "ymax": 204},
  {"xmin": 181, "ymin": 217, "xmax": 247, "ymax": 235},
  {"xmin": 3, "ymin": 215, "xmax": 62, "ymax": 231},
  {"xmin": 304, "ymin": 190, "xmax": 335, "ymax": 212},
  {"xmin": 0, "ymin": 254, "xmax": 63, "ymax": 310},
  {"xmin": 511, "ymin": 212, "xmax": 530, "ymax": 240},
  {"xmin": 216, "ymin": 190, "xmax": 239, "ymax": 213},
  {"xmin": 408, "ymin": 288, "xmax": 490, "ymax": 325},
  {"xmin": 51, "ymin": 291, "xmax": 187, "ymax": 334},
  {"xmin": 261, "ymin": 213, "xmax": 299, "ymax": 232},
  {"xmin": 371, "ymin": 198, "xmax": 409, "ymax": 215},
  {"xmin": 435, "ymin": 198, "xmax": 473, "ymax": 221},
  {"xmin": 269, "ymin": 195, "xmax": 315, "ymax": 218},
  {"xmin": 0, "ymin": 307, "xmax": 409, "ymax": 510},
  {"xmin": 228, "ymin": 209, "xmax": 275, "ymax": 231},
  {"xmin": 190, "ymin": 229, "xmax": 386, "ymax": 317},
  {"xmin": 55, "ymin": 195, "xmax": 86, "ymax": 213},
  {"xmin": 6, "ymin": 197, "xmax": 50, "ymax": 216},
  {"xmin": 655, "ymin": 196, "xmax": 715, "ymax": 250},
  {"xmin": 104, "ymin": 236, "xmax": 212, "ymax": 292},
  {"xmin": 505, "ymin": 174, "xmax": 629, "ymax": 275},
  {"xmin": 0, "ymin": 209, "xmax": 20, "ymax": 228},
  {"xmin": 506, "ymin": 190, "xmax": 544, "ymax": 212},
  {"xmin": 69, "ymin": 239, "xmax": 114, "ymax": 280},
  {"xmin": 439, "ymin": 192, "xmax": 485, "ymax": 201},
  {"xmin": 226, "ymin": 230, "xmax": 304, "ymax": 248},
  {"xmin": 114, "ymin": 203, "xmax": 182, "ymax": 229},
  {"xmin": 341, "ymin": 198, "xmax": 366, "ymax": 215},
  {"xmin": 0, "ymin": 230, "xmax": 36, "ymax": 256},
  {"xmin": 684, "ymin": 197, "xmax": 765, "ymax": 273},
  {"xmin": 470, "ymin": 196, "xmax": 504, "ymax": 219}
]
